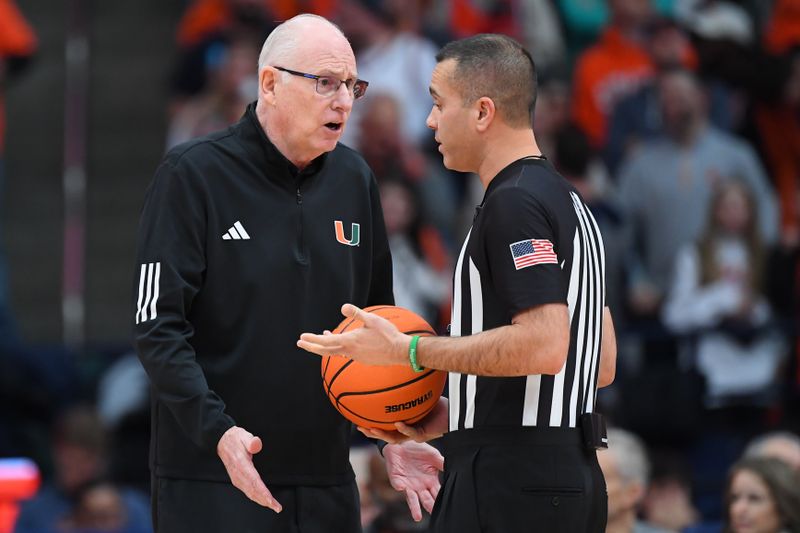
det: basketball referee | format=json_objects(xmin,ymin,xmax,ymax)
[{"xmin": 299, "ymin": 34, "xmax": 617, "ymax": 532}]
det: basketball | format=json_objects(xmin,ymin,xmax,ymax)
[{"xmin": 321, "ymin": 305, "xmax": 446, "ymax": 430}]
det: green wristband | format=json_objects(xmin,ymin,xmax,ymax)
[{"xmin": 408, "ymin": 335, "xmax": 424, "ymax": 373}]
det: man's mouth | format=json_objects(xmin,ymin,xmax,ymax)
[{"xmin": 325, "ymin": 122, "xmax": 342, "ymax": 131}]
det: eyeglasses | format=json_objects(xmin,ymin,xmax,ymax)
[{"xmin": 274, "ymin": 66, "xmax": 369, "ymax": 99}]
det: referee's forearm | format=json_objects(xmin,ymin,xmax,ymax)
[{"xmin": 415, "ymin": 304, "xmax": 569, "ymax": 377}]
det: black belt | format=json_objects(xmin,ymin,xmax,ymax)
[{"xmin": 441, "ymin": 413, "xmax": 608, "ymax": 452}]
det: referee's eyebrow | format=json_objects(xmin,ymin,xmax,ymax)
[{"xmin": 429, "ymin": 87, "xmax": 439, "ymax": 98}]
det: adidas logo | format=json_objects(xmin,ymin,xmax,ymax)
[{"xmin": 222, "ymin": 221, "xmax": 250, "ymax": 240}]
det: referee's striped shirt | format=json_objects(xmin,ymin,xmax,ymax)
[{"xmin": 448, "ymin": 157, "xmax": 606, "ymax": 432}]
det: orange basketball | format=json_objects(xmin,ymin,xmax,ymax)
[{"xmin": 321, "ymin": 305, "xmax": 446, "ymax": 430}]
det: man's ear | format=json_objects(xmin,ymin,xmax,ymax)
[
  {"xmin": 260, "ymin": 67, "xmax": 278, "ymax": 105},
  {"xmin": 475, "ymin": 96, "xmax": 496, "ymax": 132},
  {"xmin": 624, "ymin": 481, "xmax": 645, "ymax": 509}
]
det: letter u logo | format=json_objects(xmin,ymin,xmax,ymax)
[{"xmin": 334, "ymin": 220, "xmax": 360, "ymax": 246}]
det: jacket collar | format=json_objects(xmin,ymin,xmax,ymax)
[{"xmin": 237, "ymin": 101, "xmax": 329, "ymax": 182}]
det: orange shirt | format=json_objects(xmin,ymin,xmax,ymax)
[
  {"xmin": 177, "ymin": 0, "xmax": 338, "ymax": 48},
  {"xmin": 755, "ymin": 104, "xmax": 800, "ymax": 231},
  {"xmin": 449, "ymin": 0, "xmax": 520, "ymax": 40},
  {"xmin": 764, "ymin": 0, "xmax": 800, "ymax": 55},
  {"xmin": 0, "ymin": 0, "xmax": 37, "ymax": 152},
  {"xmin": 571, "ymin": 27, "xmax": 653, "ymax": 148}
]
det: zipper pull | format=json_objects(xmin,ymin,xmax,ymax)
[{"xmin": 296, "ymin": 188, "xmax": 302, "ymax": 205}]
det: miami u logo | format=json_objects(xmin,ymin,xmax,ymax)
[{"xmin": 334, "ymin": 220, "xmax": 360, "ymax": 246}]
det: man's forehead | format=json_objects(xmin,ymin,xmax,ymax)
[
  {"xmin": 433, "ymin": 59, "xmax": 457, "ymax": 77},
  {"xmin": 295, "ymin": 50, "xmax": 355, "ymax": 76},
  {"xmin": 430, "ymin": 60, "xmax": 457, "ymax": 95}
]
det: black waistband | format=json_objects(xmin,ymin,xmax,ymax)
[{"xmin": 441, "ymin": 426, "xmax": 584, "ymax": 451}]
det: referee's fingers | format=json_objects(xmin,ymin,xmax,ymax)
[
  {"xmin": 341, "ymin": 303, "xmax": 362, "ymax": 320},
  {"xmin": 297, "ymin": 334, "xmax": 343, "ymax": 355},
  {"xmin": 358, "ymin": 426, "xmax": 408, "ymax": 443},
  {"xmin": 394, "ymin": 422, "xmax": 422, "ymax": 441},
  {"xmin": 342, "ymin": 303, "xmax": 389, "ymax": 331}
]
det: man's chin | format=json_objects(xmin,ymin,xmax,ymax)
[
  {"xmin": 319, "ymin": 139, "xmax": 340, "ymax": 153},
  {"xmin": 316, "ymin": 131, "xmax": 343, "ymax": 150},
  {"xmin": 441, "ymin": 153, "xmax": 464, "ymax": 172}
]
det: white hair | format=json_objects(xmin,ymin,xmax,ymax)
[
  {"xmin": 257, "ymin": 14, "xmax": 347, "ymax": 71},
  {"xmin": 745, "ymin": 431, "xmax": 800, "ymax": 458},
  {"xmin": 605, "ymin": 428, "xmax": 650, "ymax": 487}
]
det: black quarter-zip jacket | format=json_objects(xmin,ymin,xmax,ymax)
[{"xmin": 133, "ymin": 103, "xmax": 394, "ymax": 485}]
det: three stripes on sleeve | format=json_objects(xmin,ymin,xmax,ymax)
[{"xmin": 136, "ymin": 262, "xmax": 161, "ymax": 324}]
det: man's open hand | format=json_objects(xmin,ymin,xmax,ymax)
[{"xmin": 217, "ymin": 426, "xmax": 282, "ymax": 513}]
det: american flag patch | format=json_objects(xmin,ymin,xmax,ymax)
[{"xmin": 509, "ymin": 239, "xmax": 557, "ymax": 270}]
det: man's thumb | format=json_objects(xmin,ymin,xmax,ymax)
[{"xmin": 247, "ymin": 436, "xmax": 263, "ymax": 455}]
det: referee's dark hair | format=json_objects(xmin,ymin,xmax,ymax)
[{"xmin": 435, "ymin": 34, "xmax": 538, "ymax": 129}]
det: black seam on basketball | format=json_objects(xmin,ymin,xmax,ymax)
[
  {"xmin": 328, "ymin": 359, "xmax": 355, "ymax": 407},
  {"xmin": 322, "ymin": 354, "xmax": 331, "ymax": 381},
  {"xmin": 402, "ymin": 329, "xmax": 436, "ymax": 336},
  {"xmin": 404, "ymin": 399, "xmax": 436, "ymax": 423},
  {"xmin": 336, "ymin": 314, "xmax": 360, "ymax": 335},
  {"xmin": 334, "ymin": 369, "xmax": 437, "ymax": 399},
  {"xmin": 335, "ymin": 393, "xmax": 437, "ymax": 425},
  {"xmin": 324, "ymin": 309, "xmax": 432, "ymax": 386},
  {"xmin": 366, "ymin": 305, "xmax": 396, "ymax": 313}
]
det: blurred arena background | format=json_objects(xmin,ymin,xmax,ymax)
[{"xmin": 2, "ymin": 1, "xmax": 799, "ymax": 532}]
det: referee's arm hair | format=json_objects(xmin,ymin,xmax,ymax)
[
  {"xmin": 415, "ymin": 303, "xmax": 570, "ymax": 376},
  {"xmin": 597, "ymin": 307, "xmax": 616, "ymax": 388}
]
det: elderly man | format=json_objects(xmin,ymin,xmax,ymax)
[
  {"xmin": 599, "ymin": 429, "xmax": 672, "ymax": 533},
  {"xmin": 744, "ymin": 431, "xmax": 800, "ymax": 471},
  {"xmin": 133, "ymin": 14, "xmax": 439, "ymax": 533}
]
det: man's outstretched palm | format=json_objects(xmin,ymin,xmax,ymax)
[{"xmin": 383, "ymin": 441, "xmax": 444, "ymax": 522}]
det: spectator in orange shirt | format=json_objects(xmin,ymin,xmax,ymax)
[
  {"xmin": 176, "ymin": 0, "xmax": 337, "ymax": 50},
  {"xmin": 171, "ymin": 0, "xmax": 277, "ymax": 114},
  {"xmin": 762, "ymin": 0, "xmax": 799, "ymax": 56},
  {"xmin": 571, "ymin": 0, "xmax": 655, "ymax": 148},
  {"xmin": 171, "ymin": 1, "xmax": 338, "ymax": 114}
]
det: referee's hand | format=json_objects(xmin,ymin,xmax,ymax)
[
  {"xmin": 217, "ymin": 426, "xmax": 282, "ymax": 513},
  {"xmin": 358, "ymin": 397, "xmax": 449, "ymax": 443}
]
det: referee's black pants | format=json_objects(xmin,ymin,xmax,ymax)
[
  {"xmin": 429, "ymin": 427, "xmax": 607, "ymax": 533},
  {"xmin": 151, "ymin": 476, "xmax": 362, "ymax": 533}
]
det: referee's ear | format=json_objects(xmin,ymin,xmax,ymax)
[{"xmin": 474, "ymin": 96, "xmax": 496, "ymax": 133}]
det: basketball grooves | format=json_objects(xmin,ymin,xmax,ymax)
[
  {"xmin": 325, "ymin": 328, "xmax": 436, "ymax": 402},
  {"xmin": 320, "ymin": 306, "xmax": 443, "ymax": 427},
  {"xmin": 401, "ymin": 329, "xmax": 436, "ymax": 336},
  {"xmin": 336, "ymin": 393, "xmax": 438, "ymax": 426},
  {"xmin": 335, "ymin": 368, "xmax": 438, "ymax": 399},
  {"xmin": 323, "ymin": 305, "xmax": 434, "ymax": 397}
]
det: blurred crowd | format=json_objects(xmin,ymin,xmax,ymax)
[{"xmin": 2, "ymin": 0, "xmax": 800, "ymax": 532}]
